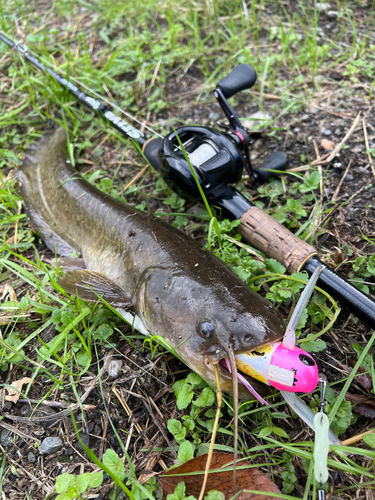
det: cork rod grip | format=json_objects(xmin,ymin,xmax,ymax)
[{"xmin": 238, "ymin": 206, "xmax": 317, "ymax": 274}]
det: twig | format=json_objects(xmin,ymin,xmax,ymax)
[
  {"xmin": 0, "ymin": 443, "xmax": 50, "ymax": 494},
  {"xmin": 362, "ymin": 118, "xmax": 375, "ymax": 180},
  {"xmin": 198, "ymin": 364, "xmax": 223, "ymax": 500},
  {"xmin": 17, "ymin": 399, "xmax": 96, "ymax": 410},
  {"xmin": 102, "ymin": 83, "xmax": 114, "ymax": 101},
  {"xmin": 125, "ymin": 423, "xmax": 135, "ymax": 452},
  {"xmin": 328, "ymin": 428, "xmax": 375, "ymax": 454},
  {"xmin": 62, "ymin": 419, "xmax": 96, "ymax": 468},
  {"xmin": 288, "ymin": 152, "xmax": 331, "ymax": 172},
  {"xmin": 144, "ymin": 57, "xmax": 162, "ymax": 99},
  {"xmin": 112, "ymin": 385, "xmax": 143, "ymax": 434},
  {"xmin": 12, "ymin": 200, "xmax": 22, "ymax": 245},
  {"xmin": 250, "ymin": 90, "xmax": 283, "ymax": 100},
  {"xmin": 304, "ymin": 182, "xmax": 367, "ymax": 241},
  {"xmin": 4, "ymin": 352, "xmax": 114, "ymax": 424},
  {"xmin": 313, "ymin": 139, "xmax": 320, "ymax": 159},
  {"xmin": 325, "ymin": 111, "xmax": 362, "ymax": 163},
  {"xmin": 331, "ymin": 160, "xmax": 353, "ymax": 202},
  {"xmin": 5, "ymin": 98, "xmax": 28, "ymax": 113},
  {"xmin": 309, "ymin": 104, "xmax": 353, "ymax": 119},
  {"xmin": 290, "ymin": 112, "xmax": 362, "ymax": 173},
  {"xmin": 92, "ymin": 133, "xmax": 110, "ymax": 154},
  {"xmin": 345, "ymin": 184, "xmax": 367, "ymax": 204},
  {"xmin": 0, "ymin": 421, "xmax": 40, "ymax": 443},
  {"xmin": 341, "ymin": 428, "xmax": 374, "ymax": 447},
  {"xmin": 142, "ymin": 396, "xmax": 178, "ymax": 459},
  {"xmin": 313, "ymin": 139, "xmax": 323, "ymax": 199},
  {"xmin": 99, "ymin": 412, "xmax": 110, "ymax": 461},
  {"xmin": 121, "ymin": 353, "xmax": 166, "ymax": 385},
  {"xmin": 119, "ymin": 164, "xmax": 149, "ymax": 194}
]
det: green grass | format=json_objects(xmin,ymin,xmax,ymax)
[{"xmin": 1, "ymin": 0, "xmax": 375, "ymax": 499}]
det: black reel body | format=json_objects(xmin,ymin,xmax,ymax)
[
  {"xmin": 159, "ymin": 126, "xmax": 243, "ymax": 200},
  {"xmin": 143, "ymin": 63, "xmax": 289, "ymax": 202}
]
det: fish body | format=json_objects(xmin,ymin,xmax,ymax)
[{"xmin": 17, "ymin": 127, "xmax": 286, "ymax": 398}]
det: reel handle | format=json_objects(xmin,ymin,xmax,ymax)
[
  {"xmin": 216, "ymin": 64, "xmax": 257, "ymax": 99},
  {"xmin": 253, "ymin": 152, "xmax": 289, "ymax": 182}
]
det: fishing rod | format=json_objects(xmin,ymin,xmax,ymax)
[
  {"xmin": 0, "ymin": 31, "xmax": 287, "ymax": 181},
  {"xmin": 2, "ymin": 30, "xmax": 375, "ymax": 329}
]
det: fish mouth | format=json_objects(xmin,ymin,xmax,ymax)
[
  {"xmin": 202, "ymin": 339, "xmax": 282, "ymax": 398},
  {"xmin": 204, "ymin": 356, "xmax": 252, "ymax": 385},
  {"xmin": 203, "ymin": 339, "xmax": 281, "ymax": 367},
  {"xmin": 202, "ymin": 350, "xmax": 251, "ymax": 384}
]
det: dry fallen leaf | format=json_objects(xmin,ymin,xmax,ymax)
[
  {"xmin": 354, "ymin": 402, "xmax": 375, "ymax": 418},
  {"xmin": 330, "ymin": 357, "xmax": 372, "ymax": 391},
  {"xmin": 0, "ymin": 377, "xmax": 31, "ymax": 403},
  {"xmin": 158, "ymin": 452, "xmax": 281, "ymax": 499},
  {"xmin": 347, "ymin": 358, "xmax": 373, "ymax": 391},
  {"xmin": 334, "ymin": 391, "xmax": 375, "ymax": 418},
  {"xmin": 321, "ymin": 138, "xmax": 335, "ymax": 150}
]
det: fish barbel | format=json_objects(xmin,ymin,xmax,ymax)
[{"xmin": 16, "ymin": 126, "xmax": 286, "ymax": 399}]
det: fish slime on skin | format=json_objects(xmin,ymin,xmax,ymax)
[{"xmin": 16, "ymin": 126, "xmax": 288, "ymax": 401}]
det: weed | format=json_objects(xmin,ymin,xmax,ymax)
[
  {"xmin": 171, "ymin": 373, "xmax": 228, "ymax": 461},
  {"xmin": 165, "ymin": 481, "xmax": 195, "ymax": 500},
  {"xmin": 363, "ymin": 434, "xmax": 375, "ymax": 449},
  {"xmin": 55, "ymin": 470, "xmax": 103, "ymax": 500},
  {"xmin": 348, "ymin": 254, "xmax": 375, "ymax": 293},
  {"xmin": 1, "ymin": 0, "xmax": 375, "ymax": 497},
  {"xmin": 310, "ymin": 387, "xmax": 353, "ymax": 436},
  {"xmin": 280, "ymin": 453, "xmax": 297, "ymax": 494}
]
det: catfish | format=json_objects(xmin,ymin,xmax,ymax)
[{"xmin": 17, "ymin": 128, "xmax": 286, "ymax": 483}]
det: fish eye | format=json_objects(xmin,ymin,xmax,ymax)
[
  {"xmin": 198, "ymin": 321, "xmax": 215, "ymax": 338},
  {"xmin": 299, "ymin": 354, "xmax": 316, "ymax": 366}
]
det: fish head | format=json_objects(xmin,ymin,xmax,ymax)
[
  {"xmin": 193, "ymin": 284, "xmax": 285, "ymax": 366},
  {"xmin": 139, "ymin": 259, "xmax": 285, "ymax": 398}
]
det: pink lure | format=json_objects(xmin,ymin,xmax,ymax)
[
  {"xmin": 268, "ymin": 342, "xmax": 318, "ymax": 392},
  {"xmin": 235, "ymin": 341, "xmax": 319, "ymax": 394},
  {"xmin": 235, "ymin": 267, "xmax": 322, "ymax": 399}
]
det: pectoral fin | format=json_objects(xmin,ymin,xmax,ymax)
[
  {"xmin": 56, "ymin": 256, "xmax": 86, "ymax": 272},
  {"xmin": 59, "ymin": 270, "xmax": 133, "ymax": 308}
]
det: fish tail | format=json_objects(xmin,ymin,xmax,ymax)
[
  {"xmin": 16, "ymin": 127, "xmax": 78, "ymax": 257},
  {"xmin": 17, "ymin": 126, "xmax": 67, "ymax": 198}
]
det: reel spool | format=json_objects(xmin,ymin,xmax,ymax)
[{"xmin": 158, "ymin": 125, "xmax": 244, "ymax": 199}]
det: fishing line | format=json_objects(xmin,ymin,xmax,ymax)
[{"xmin": 0, "ymin": 31, "xmax": 163, "ymax": 139}]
